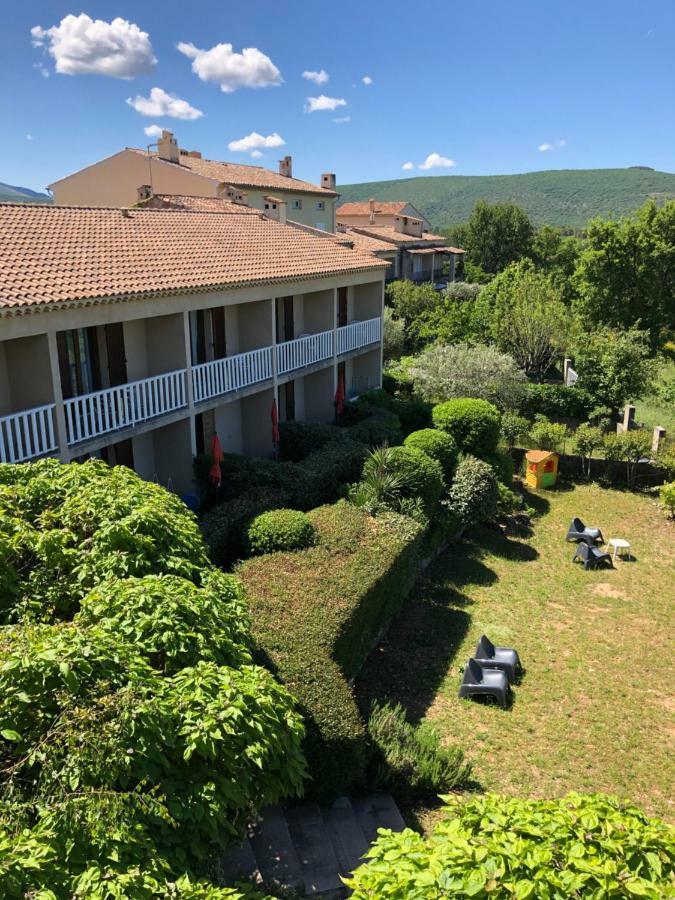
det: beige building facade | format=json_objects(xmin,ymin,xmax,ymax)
[{"xmin": 0, "ymin": 205, "xmax": 385, "ymax": 495}]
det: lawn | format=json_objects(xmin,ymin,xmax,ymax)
[{"xmin": 357, "ymin": 482, "xmax": 675, "ymax": 823}]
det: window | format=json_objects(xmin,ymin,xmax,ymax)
[
  {"xmin": 314, "ymin": 222, "xmax": 326, "ymax": 230},
  {"xmin": 315, "ymin": 201, "xmax": 325, "ymax": 211},
  {"xmin": 264, "ymin": 202, "xmax": 277, "ymax": 210},
  {"xmin": 56, "ymin": 327, "xmax": 101, "ymax": 399},
  {"xmin": 291, "ymin": 199, "xmax": 302, "ymax": 210}
]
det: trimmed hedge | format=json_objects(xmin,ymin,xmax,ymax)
[
  {"xmin": 200, "ymin": 488, "xmax": 290, "ymax": 569},
  {"xmin": 238, "ymin": 502, "xmax": 423, "ymax": 800},
  {"xmin": 432, "ymin": 398, "xmax": 501, "ymax": 456},
  {"xmin": 356, "ymin": 389, "xmax": 432, "ymax": 434},
  {"xmin": 403, "ymin": 429, "xmax": 458, "ymax": 481},
  {"xmin": 485, "ymin": 448, "xmax": 515, "ymax": 486},
  {"xmin": 349, "ymin": 409, "xmax": 404, "ymax": 447},
  {"xmin": 278, "ymin": 421, "xmax": 343, "ymax": 462},
  {"xmin": 447, "ymin": 455, "xmax": 499, "ymax": 526},
  {"xmin": 376, "ymin": 446, "xmax": 445, "ymax": 519},
  {"xmin": 247, "ymin": 509, "xmax": 315, "ymax": 555},
  {"xmin": 297, "ymin": 439, "xmax": 367, "ymax": 509},
  {"xmin": 520, "ymin": 382, "xmax": 595, "ymax": 420}
]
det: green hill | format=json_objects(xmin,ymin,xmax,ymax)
[
  {"xmin": 336, "ymin": 168, "xmax": 675, "ymax": 230},
  {"xmin": 0, "ymin": 182, "xmax": 51, "ymax": 204}
]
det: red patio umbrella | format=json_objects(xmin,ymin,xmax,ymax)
[
  {"xmin": 334, "ymin": 373, "xmax": 345, "ymax": 419},
  {"xmin": 209, "ymin": 433, "xmax": 224, "ymax": 488},
  {"xmin": 271, "ymin": 398, "xmax": 280, "ymax": 448}
]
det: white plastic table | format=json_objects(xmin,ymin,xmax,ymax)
[{"xmin": 607, "ymin": 538, "xmax": 630, "ymax": 561}]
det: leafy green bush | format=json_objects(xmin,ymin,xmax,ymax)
[
  {"xmin": 659, "ymin": 482, "xmax": 675, "ymax": 519},
  {"xmin": 604, "ymin": 429, "xmax": 653, "ymax": 489},
  {"xmin": 485, "ymin": 448, "xmax": 515, "ymax": 486},
  {"xmin": 403, "ymin": 428, "xmax": 458, "ymax": 481},
  {"xmin": 77, "ymin": 571, "xmax": 251, "ymax": 674},
  {"xmin": 200, "ymin": 488, "xmax": 290, "ymax": 569},
  {"xmin": 520, "ymin": 382, "xmax": 595, "ymax": 420},
  {"xmin": 238, "ymin": 502, "xmax": 422, "ymax": 800},
  {"xmin": 500, "ymin": 412, "xmax": 531, "ymax": 450},
  {"xmin": 573, "ymin": 423, "xmax": 605, "ymax": 478},
  {"xmin": 349, "ymin": 409, "xmax": 404, "ymax": 447},
  {"xmin": 351, "ymin": 446, "xmax": 444, "ymax": 522},
  {"xmin": 345, "ymin": 793, "xmax": 675, "ymax": 899},
  {"xmin": 496, "ymin": 482, "xmax": 524, "ymax": 516},
  {"xmin": 278, "ymin": 421, "xmax": 342, "ymax": 462},
  {"xmin": 432, "ymin": 398, "xmax": 502, "ymax": 456},
  {"xmin": 446, "ymin": 455, "xmax": 499, "ymax": 526},
  {"xmin": 247, "ymin": 509, "xmax": 315, "ymax": 555},
  {"xmin": 356, "ymin": 389, "xmax": 432, "ymax": 434},
  {"xmin": 367, "ymin": 702, "xmax": 472, "ymax": 801},
  {"xmin": 297, "ymin": 439, "xmax": 367, "ymax": 508},
  {"xmin": 0, "ymin": 459, "xmax": 208, "ymax": 624},
  {"xmin": 529, "ymin": 415, "xmax": 570, "ymax": 453}
]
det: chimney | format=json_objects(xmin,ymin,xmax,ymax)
[
  {"xmin": 369, "ymin": 198, "xmax": 376, "ymax": 225},
  {"xmin": 321, "ymin": 173, "xmax": 336, "ymax": 191},
  {"xmin": 157, "ymin": 130, "xmax": 179, "ymax": 163},
  {"xmin": 279, "ymin": 155, "xmax": 293, "ymax": 178},
  {"xmin": 136, "ymin": 184, "xmax": 152, "ymax": 203}
]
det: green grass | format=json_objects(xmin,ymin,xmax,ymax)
[
  {"xmin": 357, "ymin": 483, "xmax": 675, "ymax": 823},
  {"xmin": 635, "ymin": 360, "xmax": 675, "ymax": 434},
  {"xmin": 337, "ymin": 168, "xmax": 675, "ymax": 229}
]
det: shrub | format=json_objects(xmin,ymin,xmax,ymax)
[
  {"xmin": 200, "ymin": 487, "xmax": 290, "ymax": 569},
  {"xmin": 367, "ymin": 702, "xmax": 472, "ymax": 801},
  {"xmin": 485, "ymin": 448, "xmax": 515, "ymax": 486},
  {"xmin": 520, "ymin": 382, "xmax": 595, "ymax": 420},
  {"xmin": 352, "ymin": 446, "xmax": 444, "ymax": 522},
  {"xmin": 500, "ymin": 412, "xmax": 531, "ymax": 450},
  {"xmin": 432, "ymin": 398, "xmax": 502, "ymax": 456},
  {"xmin": 410, "ymin": 343, "xmax": 526, "ymax": 410},
  {"xmin": 349, "ymin": 409, "xmax": 403, "ymax": 447},
  {"xmin": 238, "ymin": 502, "xmax": 422, "ymax": 799},
  {"xmin": 403, "ymin": 429, "xmax": 458, "ymax": 481},
  {"xmin": 496, "ymin": 482, "xmax": 524, "ymax": 516},
  {"xmin": 657, "ymin": 442, "xmax": 675, "ymax": 480},
  {"xmin": 76, "ymin": 571, "xmax": 251, "ymax": 674},
  {"xmin": 297, "ymin": 439, "xmax": 367, "ymax": 508},
  {"xmin": 278, "ymin": 421, "xmax": 342, "ymax": 462},
  {"xmin": 356, "ymin": 389, "xmax": 432, "ymax": 434},
  {"xmin": 604, "ymin": 429, "xmax": 653, "ymax": 489},
  {"xmin": 247, "ymin": 509, "xmax": 315, "ymax": 555},
  {"xmin": 659, "ymin": 482, "xmax": 675, "ymax": 519},
  {"xmin": 529, "ymin": 415, "xmax": 569, "ymax": 453},
  {"xmin": 0, "ymin": 459, "xmax": 208, "ymax": 624},
  {"xmin": 573, "ymin": 423, "xmax": 605, "ymax": 478},
  {"xmin": 382, "ymin": 307, "xmax": 406, "ymax": 362},
  {"xmin": 446, "ymin": 455, "xmax": 499, "ymax": 526},
  {"xmin": 345, "ymin": 793, "xmax": 675, "ymax": 898}
]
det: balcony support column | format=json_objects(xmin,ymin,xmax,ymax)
[
  {"xmin": 182, "ymin": 311, "xmax": 197, "ymax": 456},
  {"xmin": 270, "ymin": 297, "xmax": 279, "ymax": 415},
  {"xmin": 331, "ymin": 287, "xmax": 338, "ymax": 392},
  {"xmin": 46, "ymin": 330, "xmax": 70, "ymax": 461},
  {"xmin": 378, "ymin": 278, "xmax": 385, "ymax": 389}
]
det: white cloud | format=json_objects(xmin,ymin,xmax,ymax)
[
  {"xmin": 303, "ymin": 69, "xmax": 328, "ymax": 85},
  {"xmin": 333, "ymin": 115, "xmax": 351, "ymax": 124},
  {"xmin": 33, "ymin": 62, "xmax": 49, "ymax": 78},
  {"xmin": 419, "ymin": 153, "xmax": 456, "ymax": 170},
  {"xmin": 144, "ymin": 124, "xmax": 163, "ymax": 138},
  {"xmin": 538, "ymin": 138, "xmax": 566, "ymax": 152},
  {"xmin": 227, "ymin": 131, "xmax": 285, "ymax": 154},
  {"xmin": 305, "ymin": 94, "xmax": 347, "ymax": 113},
  {"xmin": 26, "ymin": 134, "xmax": 33, "ymax": 141},
  {"xmin": 126, "ymin": 87, "xmax": 203, "ymax": 120},
  {"xmin": 177, "ymin": 41, "xmax": 282, "ymax": 92},
  {"xmin": 402, "ymin": 161, "xmax": 414, "ymax": 171},
  {"xmin": 250, "ymin": 150, "xmax": 263, "ymax": 159},
  {"xmin": 362, "ymin": 75, "xmax": 373, "ymax": 85},
  {"xmin": 31, "ymin": 13, "xmax": 155, "ymax": 79}
]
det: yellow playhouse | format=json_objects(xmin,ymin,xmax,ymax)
[{"xmin": 525, "ymin": 450, "xmax": 559, "ymax": 489}]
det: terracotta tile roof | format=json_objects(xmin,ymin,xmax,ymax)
[
  {"xmin": 525, "ymin": 450, "xmax": 557, "ymax": 463},
  {"xmin": 338, "ymin": 229, "xmax": 399, "ymax": 255},
  {"xmin": 137, "ymin": 194, "xmax": 259, "ymax": 214},
  {"xmin": 337, "ymin": 201, "xmax": 410, "ymax": 217},
  {"xmin": 0, "ymin": 204, "xmax": 387, "ymax": 313},
  {"xmin": 129, "ymin": 149, "xmax": 338, "ymax": 197},
  {"xmin": 348, "ymin": 224, "xmax": 449, "ymax": 247}
]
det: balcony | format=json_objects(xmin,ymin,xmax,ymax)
[{"xmin": 0, "ymin": 317, "xmax": 382, "ymax": 461}]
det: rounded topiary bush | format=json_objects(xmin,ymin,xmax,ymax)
[
  {"xmin": 247, "ymin": 509, "xmax": 315, "ymax": 555},
  {"xmin": 403, "ymin": 429, "xmax": 458, "ymax": 482},
  {"xmin": 381, "ymin": 445, "xmax": 445, "ymax": 518},
  {"xmin": 432, "ymin": 398, "xmax": 501, "ymax": 456},
  {"xmin": 446, "ymin": 455, "xmax": 499, "ymax": 526}
]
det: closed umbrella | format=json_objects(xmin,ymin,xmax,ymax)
[
  {"xmin": 271, "ymin": 398, "xmax": 280, "ymax": 448},
  {"xmin": 209, "ymin": 433, "xmax": 224, "ymax": 488}
]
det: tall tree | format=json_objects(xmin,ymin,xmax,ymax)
[
  {"xmin": 573, "ymin": 200, "xmax": 675, "ymax": 346},
  {"xmin": 462, "ymin": 200, "xmax": 534, "ymax": 274}
]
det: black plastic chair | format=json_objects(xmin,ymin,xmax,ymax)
[
  {"xmin": 458, "ymin": 659, "xmax": 510, "ymax": 709},
  {"xmin": 572, "ymin": 542, "xmax": 613, "ymax": 570},
  {"xmin": 566, "ymin": 517, "xmax": 603, "ymax": 546},
  {"xmin": 473, "ymin": 635, "xmax": 521, "ymax": 684}
]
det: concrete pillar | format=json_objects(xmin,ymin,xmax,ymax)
[
  {"xmin": 653, "ymin": 426, "xmax": 667, "ymax": 456},
  {"xmin": 563, "ymin": 358, "xmax": 572, "ymax": 385},
  {"xmin": 46, "ymin": 330, "xmax": 70, "ymax": 462},
  {"xmin": 623, "ymin": 404, "xmax": 636, "ymax": 432},
  {"xmin": 182, "ymin": 311, "xmax": 196, "ymax": 456}
]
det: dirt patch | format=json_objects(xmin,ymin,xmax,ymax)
[{"xmin": 593, "ymin": 583, "xmax": 627, "ymax": 599}]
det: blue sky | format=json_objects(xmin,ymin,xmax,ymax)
[{"xmin": 2, "ymin": 0, "xmax": 674, "ymax": 193}]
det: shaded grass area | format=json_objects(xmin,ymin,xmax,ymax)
[{"xmin": 356, "ymin": 483, "xmax": 675, "ymax": 823}]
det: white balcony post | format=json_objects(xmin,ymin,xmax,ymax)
[
  {"xmin": 182, "ymin": 311, "xmax": 197, "ymax": 455},
  {"xmin": 271, "ymin": 297, "xmax": 279, "ymax": 408},
  {"xmin": 46, "ymin": 330, "xmax": 70, "ymax": 461},
  {"xmin": 378, "ymin": 278, "xmax": 385, "ymax": 389}
]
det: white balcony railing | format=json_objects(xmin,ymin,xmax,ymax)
[
  {"xmin": 192, "ymin": 346, "xmax": 273, "ymax": 405},
  {"xmin": 64, "ymin": 370, "xmax": 187, "ymax": 445},
  {"xmin": 276, "ymin": 329, "xmax": 333, "ymax": 375},
  {"xmin": 337, "ymin": 317, "xmax": 381, "ymax": 355},
  {"xmin": 0, "ymin": 404, "xmax": 57, "ymax": 463}
]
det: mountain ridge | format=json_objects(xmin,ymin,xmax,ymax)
[
  {"xmin": 336, "ymin": 167, "xmax": 675, "ymax": 229},
  {"xmin": 0, "ymin": 182, "xmax": 51, "ymax": 204}
]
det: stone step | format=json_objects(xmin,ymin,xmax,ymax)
[
  {"xmin": 285, "ymin": 802, "xmax": 344, "ymax": 896},
  {"xmin": 321, "ymin": 796, "xmax": 370, "ymax": 879},
  {"xmin": 352, "ymin": 793, "xmax": 407, "ymax": 845},
  {"xmin": 247, "ymin": 804, "xmax": 304, "ymax": 892}
]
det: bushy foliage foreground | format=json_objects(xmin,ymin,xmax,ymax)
[
  {"xmin": 345, "ymin": 793, "xmax": 675, "ymax": 898},
  {"xmin": 0, "ymin": 460, "xmax": 305, "ymax": 896}
]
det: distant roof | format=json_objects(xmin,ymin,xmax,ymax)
[
  {"xmin": 339, "ymin": 228, "xmax": 400, "ymax": 255},
  {"xmin": 348, "ymin": 224, "xmax": 449, "ymax": 247},
  {"xmin": 337, "ymin": 201, "xmax": 412, "ymax": 217},
  {"xmin": 137, "ymin": 194, "xmax": 259, "ymax": 214},
  {"xmin": 129, "ymin": 149, "xmax": 338, "ymax": 197},
  {"xmin": 0, "ymin": 204, "xmax": 386, "ymax": 314}
]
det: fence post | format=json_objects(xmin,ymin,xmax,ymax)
[
  {"xmin": 623, "ymin": 404, "xmax": 636, "ymax": 432},
  {"xmin": 652, "ymin": 426, "xmax": 667, "ymax": 456}
]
